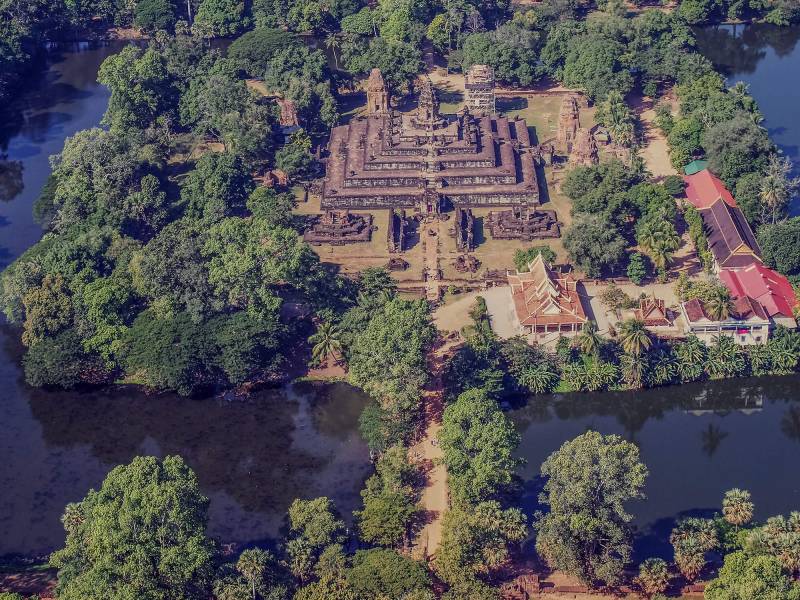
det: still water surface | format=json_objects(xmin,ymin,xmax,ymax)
[{"xmin": 3, "ymin": 32, "xmax": 800, "ymax": 558}]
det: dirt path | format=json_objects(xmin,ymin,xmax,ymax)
[
  {"xmin": 632, "ymin": 93, "xmax": 677, "ymax": 180},
  {"xmin": 410, "ymin": 337, "xmax": 460, "ymax": 560}
]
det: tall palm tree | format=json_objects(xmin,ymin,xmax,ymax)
[
  {"xmin": 675, "ymin": 335, "xmax": 707, "ymax": 382},
  {"xmin": 637, "ymin": 219, "xmax": 680, "ymax": 276},
  {"xmin": 705, "ymin": 287, "xmax": 733, "ymax": 322},
  {"xmin": 575, "ymin": 320, "xmax": 603, "ymax": 358},
  {"xmin": 618, "ymin": 319, "xmax": 652, "ymax": 356},
  {"xmin": 309, "ymin": 321, "xmax": 343, "ymax": 367},
  {"xmin": 237, "ymin": 548, "xmax": 269, "ymax": 600},
  {"xmin": 324, "ymin": 33, "xmax": 341, "ymax": 69},
  {"xmin": 722, "ymin": 488, "xmax": 754, "ymax": 528},
  {"xmin": 759, "ymin": 154, "xmax": 799, "ymax": 224},
  {"xmin": 621, "ymin": 352, "xmax": 646, "ymax": 389}
]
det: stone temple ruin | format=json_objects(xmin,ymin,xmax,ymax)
[
  {"xmin": 387, "ymin": 209, "xmax": 413, "ymax": 253},
  {"xmin": 452, "ymin": 207, "xmax": 476, "ymax": 252},
  {"xmin": 486, "ymin": 206, "xmax": 560, "ymax": 240},
  {"xmin": 557, "ymin": 95, "xmax": 580, "ymax": 154},
  {"xmin": 303, "ymin": 210, "xmax": 373, "ymax": 246},
  {"xmin": 570, "ymin": 127, "xmax": 599, "ymax": 166},
  {"xmin": 464, "ymin": 64, "xmax": 496, "ymax": 115},
  {"xmin": 321, "ymin": 69, "xmax": 540, "ymax": 212}
]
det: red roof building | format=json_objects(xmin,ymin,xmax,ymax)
[
  {"xmin": 720, "ymin": 263, "xmax": 798, "ymax": 326},
  {"xmin": 508, "ymin": 254, "xmax": 588, "ymax": 336},
  {"xmin": 680, "ymin": 296, "xmax": 771, "ymax": 345},
  {"xmin": 683, "ymin": 169, "xmax": 737, "ymax": 209},
  {"xmin": 633, "ymin": 295, "xmax": 672, "ymax": 327}
]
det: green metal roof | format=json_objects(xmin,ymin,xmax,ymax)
[{"xmin": 683, "ymin": 159, "xmax": 708, "ymax": 176}]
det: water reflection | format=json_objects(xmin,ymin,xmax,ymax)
[
  {"xmin": 510, "ymin": 376, "xmax": 800, "ymax": 557},
  {"xmin": 0, "ymin": 380, "xmax": 370, "ymax": 556}
]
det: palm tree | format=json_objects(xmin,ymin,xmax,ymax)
[
  {"xmin": 621, "ymin": 352, "xmax": 646, "ymax": 388},
  {"xmin": 673, "ymin": 539, "xmax": 707, "ymax": 583},
  {"xmin": 309, "ymin": 321, "xmax": 343, "ymax": 367},
  {"xmin": 637, "ymin": 219, "xmax": 680, "ymax": 278},
  {"xmin": 648, "ymin": 348, "xmax": 677, "ymax": 387},
  {"xmin": 324, "ymin": 33, "xmax": 341, "ymax": 69},
  {"xmin": 760, "ymin": 154, "xmax": 799, "ymax": 224},
  {"xmin": 519, "ymin": 362, "xmax": 559, "ymax": 395},
  {"xmin": 636, "ymin": 558, "xmax": 671, "ymax": 599},
  {"xmin": 722, "ymin": 488, "xmax": 754, "ymax": 528},
  {"xmin": 675, "ymin": 335, "xmax": 707, "ymax": 382},
  {"xmin": 618, "ymin": 319, "xmax": 652, "ymax": 356},
  {"xmin": 575, "ymin": 320, "xmax": 603, "ymax": 358},
  {"xmin": 237, "ymin": 548, "xmax": 269, "ymax": 600},
  {"xmin": 705, "ymin": 287, "xmax": 733, "ymax": 322}
]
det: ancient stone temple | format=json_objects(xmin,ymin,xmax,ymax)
[
  {"xmin": 557, "ymin": 95, "xmax": 580, "ymax": 153},
  {"xmin": 453, "ymin": 207, "xmax": 476, "ymax": 251},
  {"xmin": 366, "ymin": 68, "xmax": 389, "ymax": 115},
  {"xmin": 570, "ymin": 127, "xmax": 599, "ymax": 166},
  {"xmin": 387, "ymin": 209, "xmax": 411, "ymax": 253},
  {"xmin": 303, "ymin": 210, "xmax": 373, "ymax": 245},
  {"xmin": 322, "ymin": 72, "xmax": 540, "ymax": 212},
  {"xmin": 486, "ymin": 206, "xmax": 560, "ymax": 240},
  {"xmin": 464, "ymin": 64, "xmax": 495, "ymax": 115}
]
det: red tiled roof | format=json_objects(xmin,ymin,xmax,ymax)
[
  {"xmin": 720, "ymin": 263, "xmax": 799, "ymax": 319},
  {"xmin": 682, "ymin": 296, "xmax": 769, "ymax": 323},
  {"xmin": 699, "ymin": 198, "xmax": 761, "ymax": 268},
  {"xmin": 683, "ymin": 169, "xmax": 737, "ymax": 209},
  {"xmin": 508, "ymin": 255, "xmax": 587, "ymax": 327},
  {"xmin": 683, "ymin": 298, "xmax": 708, "ymax": 322}
]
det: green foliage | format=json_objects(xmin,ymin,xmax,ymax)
[
  {"xmin": 436, "ymin": 502, "xmax": 527, "ymax": 585},
  {"xmin": 758, "ymin": 217, "xmax": 800, "ymax": 276},
  {"xmin": 705, "ymin": 552, "xmax": 800, "ymax": 600},
  {"xmin": 355, "ymin": 446, "xmax": 419, "ymax": 547},
  {"xmin": 50, "ymin": 456, "xmax": 216, "ymax": 600},
  {"xmin": 535, "ymin": 431, "xmax": 648, "ymax": 587},
  {"xmin": 134, "ymin": 0, "xmax": 178, "ymax": 32},
  {"xmin": 563, "ymin": 214, "xmax": 627, "ymax": 278},
  {"xmin": 98, "ymin": 45, "xmax": 177, "ymax": 134},
  {"xmin": 276, "ymin": 131, "xmax": 316, "ymax": 180},
  {"xmin": 461, "ymin": 25, "xmax": 541, "ymax": 87},
  {"xmin": 227, "ymin": 29, "xmax": 298, "ymax": 77},
  {"xmin": 562, "ymin": 33, "xmax": 633, "ymax": 101},
  {"xmin": 286, "ymin": 498, "xmax": 346, "ymax": 582},
  {"xmin": 247, "ymin": 188, "xmax": 296, "ymax": 228},
  {"xmin": 194, "ymin": 0, "xmax": 250, "ymax": 36},
  {"xmin": 347, "ymin": 297, "xmax": 435, "ymax": 445},
  {"xmin": 513, "ymin": 246, "xmax": 557, "ymax": 271},
  {"xmin": 440, "ymin": 388, "xmax": 522, "ymax": 505},
  {"xmin": 636, "ymin": 558, "xmax": 671, "ymax": 598},
  {"xmin": 347, "ymin": 549, "xmax": 430, "ymax": 598},
  {"xmin": 23, "ymin": 329, "xmax": 104, "ymax": 389},
  {"xmin": 626, "ymin": 252, "xmax": 647, "ymax": 285},
  {"xmin": 182, "ymin": 152, "xmax": 254, "ymax": 221}
]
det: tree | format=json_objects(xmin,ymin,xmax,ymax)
[
  {"xmin": 21, "ymin": 273, "xmax": 73, "ymax": 347},
  {"xmin": 348, "ymin": 298, "xmax": 435, "ymax": 445},
  {"xmin": 636, "ymin": 558, "xmax": 671, "ymax": 599},
  {"xmin": 23, "ymin": 329, "xmax": 104, "ymax": 389},
  {"xmin": 355, "ymin": 446, "xmax": 418, "ymax": 548},
  {"xmin": 637, "ymin": 217, "xmax": 681, "ymax": 278},
  {"xmin": 563, "ymin": 214, "xmax": 627, "ymax": 278},
  {"xmin": 50, "ymin": 456, "xmax": 216, "ymax": 600},
  {"xmin": 535, "ymin": 431, "xmax": 648, "ymax": 587},
  {"xmin": 275, "ymin": 130, "xmax": 316, "ymax": 180},
  {"xmin": 723, "ymin": 489, "xmax": 755, "ymax": 528},
  {"xmin": 236, "ymin": 549, "xmax": 276, "ymax": 600},
  {"xmin": 670, "ymin": 517, "xmax": 718, "ymax": 582},
  {"xmin": 227, "ymin": 29, "xmax": 298, "ymax": 77},
  {"xmin": 134, "ymin": 0, "xmax": 178, "ymax": 32},
  {"xmin": 574, "ymin": 320, "xmax": 603, "ymax": 358},
  {"xmin": 309, "ymin": 321, "xmax": 343, "ymax": 367},
  {"xmin": 181, "ymin": 152, "xmax": 254, "ymax": 222},
  {"xmin": 513, "ymin": 246, "xmax": 557, "ymax": 271},
  {"xmin": 759, "ymin": 154, "xmax": 799, "ymax": 224},
  {"xmin": 758, "ymin": 218, "xmax": 800, "ymax": 276},
  {"xmin": 194, "ymin": 0, "xmax": 249, "ymax": 36},
  {"xmin": 627, "ymin": 252, "xmax": 647, "ymax": 285},
  {"xmin": 440, "ymin": 388, "xmax": 522, "ymax": 505},
  {"xmin": 705, "ymin": 552, "xmax": 800, "ymax": 600},
  {"xmin": 286, "ymin": 498, "xmax": 346, "ymax": 583},
  {"xmin": 618, "ymin": 318, "xmax": 652, "ymax": 356},
  {"xmin": 461, "ymin": 25, "xmax": 541, "ymax": 87},
  {"xmin": 347, "ymin": 549, "xmax": 431, "ymax": 598},
  {"xmin": 705, "ymin": 335, "xmax": 746, "ymax": 379},
  {"xmin": 562, "ymin": 33, "xmax": 633, "ymax": 101},
  {"xmin": 436, "ymin": 502, "xmax": 527, "ymax": 585},
  {"xmin": 97, "ymin": 46, "xmax": 176, "ymax": 134}
]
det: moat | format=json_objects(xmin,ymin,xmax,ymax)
[{"xmin": 2, "ymin": 30, "xmax": 800, "ymax": 558}]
